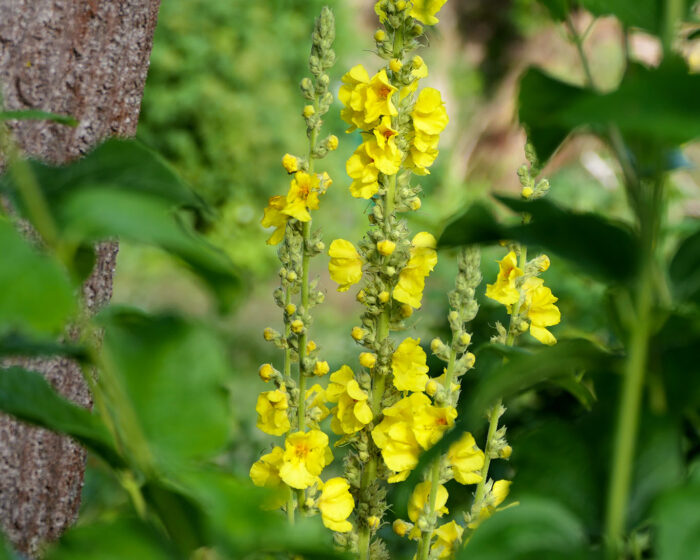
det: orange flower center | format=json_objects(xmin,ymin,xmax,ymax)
[
  {"xmin": 383, "ymin": 128, "xmax": 395, "ymax": 139},
  {"xmin": 294, "ymin": 443, "xmax": 310, "ymax": 458},
  {"xmin": 378, "ymin": 85, "xmax": 392, "ymax": 99}
]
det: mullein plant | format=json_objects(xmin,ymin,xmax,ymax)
[{"xmin": 251, "ymin": 7, "xmax": 352, "ymax": 531}]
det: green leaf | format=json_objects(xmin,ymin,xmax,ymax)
[
  {"xmin": 654, "ymin": 482, "xmax": 700, "ymax": 560},
  {"xmin": 459, "ymin": 497, "xmax": 589, "ymax": 560},
  {"xmin": 669, "ymin": 228, "xmax": 700, "ymax": 305},
  {"xmin": 0, "ymin": 333, "xmax": 88, "ymax": 361},
  {"xmin": 0, "ymin": 367, "xmax": 122, "ymax": 466},
  {"xmin": 45, "ymin": 517, "xmax": 181, "ymax": 560},
  {"xmin": 580, "ymin": 0, "xmax": 660, "ymax": 33},
  {"xmin": 98, "ymin": 309, "xmax": 232, "ymax": 466},
  {"xmin": 0, "ymin": 219, "xmax": 76, "ymax": 336},
  {"xmin": 537, "ymin": 0, "xmax": 570, "ymax": 21},
  {"xmin": 0, "ymin": 110, "xmax": 78, "ymax": 126},
  {"xmin": 439, "ymin": 197, "xmax": 638, "ymax": 283},
  {"xmin": 59, "ymin": 188, "xmax": 241, "ymax": 308},
  {"xmin": 519, "ymin": 59, "xmax": 700, "ymax": 163}
]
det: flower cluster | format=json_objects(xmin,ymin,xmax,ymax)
[{"xmin": 251, "ymin": 8, "xmax": 355, "ymax": 534}]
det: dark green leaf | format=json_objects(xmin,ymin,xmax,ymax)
[
  {"xmin": 537, "ymin": 0, "xmax": 570, "ymax": 20},
  {"xmin": 439, "ymin": 197, "xmax": 638, "ymax": 283},
  {"xmin": 0, "ymin": 333, "xmax": 89, "ymax": 361},
  {"xmin": 59, "ymin": 188, "xmax": 241, "ymax": 308},
  {"xmin": 0, "ymin": 367, "xmax": 122, "ymax": 466},
  {"xmin": 519, "ymin": 60, "xmax": 700, "ymax": 163},
  {"xmin": 0, "ymin": 110, "xmax": 78, "ymax": 126},
  {"xmin": 45, "ymin": 517, "xmax": 181, "ymax": 560},
  {"xmin": 0, "ymin": 219, "xmax": 76, "ymax": 336},
  {"xmin": 580, "ymin": 0, "xmax": 660, "ymax": 33},
  {"xmin": 458, "ymin": 497, "xmax": 588, "ymax": 560},
  {"xmin": 669, "ymin": 228, "xmax": 700, "ymax": 305},
  {"xmin": 98, "ymin": 309, "xmax": 232, "ymax": 466},
  {"xmin": 654, "ymin": 482, "xmax": 700, "ymax": 560}
]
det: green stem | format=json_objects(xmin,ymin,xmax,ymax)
[
  {"xmin": 471, "ymin": 403, "xmax": 502, "ymax": 517},
  {"xmin": 663, "ymin": 0, "xmax": 684, "ymax": 53},
  {"xmin": 418, "ymin": 459, "xmax": 442, "ymax": 560},
  {"xmin": 506, "ymin": 245, "xmax": 527, "ymax": 345},
  {"xmin": 565, "ymin": 14, "xmax": 596, "ymax": 90}
]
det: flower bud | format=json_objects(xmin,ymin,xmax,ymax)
[
  {"xmin": 430, "ymin": 337, "xmax": 444, "ymax": 354},
  {"xmin": 460, "ymin": 332, "xmax": 472, "ymax": 346},
  {"xmin": 396, "ymin": 0, "xmax": 407, "ymax": 10},
  {"xmin": 385, "ymin": 266, "xmax": 396, "ymax": 276},
  {"xmin": 409, "ymin": 197, "xmax": 421, "ymax": 211},
  {"xmin": 313, "ymin": 361, "xmax": 330, "ymax": 376},
  {"xmin": 306, "ymin": 340, "xmax": 317, "ymax": 353},
  {"xmin": 359, "ymin": 352, "xmax": 377, "ymax": 369},
  {"xmin": 500, "ymin": 445, "xmax": 513, "ymax": 459},
  {"xmin": 389, "ymin": 58, "xmax": 403, "ymax": 72},
  {"xmin": 282, "ymin": 153, "xmax": 298, "ymax": 173},
  {"xmin": 258, "ymin": 363, "xmax": 274, "ymax": 382},
  {"xmin": 291, "ymin": 319, "xmax": 304, "ymax": 334},
  {"xmin": 285, "ymin": 303, "xmax": 297, "ymax": 315},
  {"xmin": 356, "ymin": 289, "xmax": 366, "ymax": 303},
  {"xmin": 378, "ymin": 291, "xmax": 390, "ymax": 303},
  {"xmin": 368, "ymin": 515, "xmax": 381, "ymax": 530},
  {"xmin": 287, "ymin": 271, "xmax": 298, "ymax": 282},
  {"xmin": 374, "ymin": 29, "xmax": 386, "ymax": 42},
  {"xmin": 303, "ymin": 105, "xmax": 316, "ymax": 118},
  {"xmin": 425, "ymin": 379, "xmax": 438, "ymax": 396},
  {"xmin": 351, "ymin": 326, "xmax": 367, "ymax": 341},
  {"xmin": 521, "ymin": 186, "xmax": 533, "ymax": 199},
  {"xmin": 393, "ymin": 519, "xmax": 410, "ymax": 537},
  {"xmin": 263, "ymin": 327, "xmax": 278, "ymax": 341},
  {"xmin": 327, "ymin": 134, "xmax": 339, "ymax": 151},
  {"xmin": 400, "ymin": 304, "xmax": 413, "ymax": 318},
  {"xmin": 412, "ymin": 23, "xmax": 423, "ymax": 35},
  {"xmin": 538, "ymin": 254, "xmax": 551, "ymax": 272},
  {"xmin": 465, "ymin": 352, "xmax": 476, "ymax": 369},
  {"xmin": 377, "ymin": 239, "xmax": 396, "ymax": 256}
]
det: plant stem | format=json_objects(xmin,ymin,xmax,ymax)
[
  {"xmin": 565, "ymin": 14, "xmax": 596, "ymax": 90},
  {"xmin": 418, "ymin": 459, "xmax": 442, "ymax": 560},
  {"xmin": 471, "ymin": 402, "xmax": 502, "ymax": 516},
  {"xmin": 663, "ymin": 0, "xmax": 685, "ymax": 53}
]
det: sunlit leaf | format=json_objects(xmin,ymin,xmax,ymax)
[
  {"xmin": 655, "ymin": 482, "xmax": 700, "ymax": 560},
  {"xmin": 0, "ymin": 220, "xmax": 76, "ymax": 336},
  {"xmin": 0, "ymin": 367, "xmax": 122, "ymax": 467}
]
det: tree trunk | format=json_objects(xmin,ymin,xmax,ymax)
[{"xmin": 0, "ymin": 1, "xmax": 160, "ymax": 556}]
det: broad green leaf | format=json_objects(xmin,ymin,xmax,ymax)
[
  {"xmin": 45, "ymin": 517, "xmax": 180, "ymax": 560},
  {"xmin": 98, "ymin": 309, "xmax": 231, "ymax": 466},
  {"xmin": 0, "ymin": 333, "xmax": 88, "ymax": 361},
  {"xmin": 669, "ymin": 227, "xmax": 700, "ymax": 305},
  {"xmin": 459, "ymin": 497, "xmax": 588, "ymax": 560},
  {"xmin": 537, "ymin": 0, "xmax": 570, "ymax": 21},
  {"xmin": 654, "ymin": 482, "xmax": 700, "ymax": 560},
  {"xmin": 519, "ymin": 59, "xmax": 700, "ymax": 163},
  {"xmin": 0, "ymin": 110, "xmax": 78, "ymax": 126},
  {"xmin": 439, "ymin": 197, "xmax": 638, "ymax": 283},
  {"xmin": 0, "ymin": 367, "xmax": 122, "ymax": 466},
  {"xmin": 59, "ymin": 188, "xmax": 241, "ymax": 307},
  {"xmin": 0, "ymin": 220, "xmax": 76, "ymax": 336},
  {"xmin": 580, "ymin": 0, "xmax": 660, "ymax": 33},
  {"xmin": 0, "ymin": 139, "xmax": 201, "ymax": 211}
]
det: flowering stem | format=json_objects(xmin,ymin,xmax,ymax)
[
  {"xmin": 470, "ymin": 402, "xmax": 502, "ymax": 520},
  {"xmin": 418, "ymin": 458, "xmax": 442, "ymax": 560},
  {"xmin": 505, "ymin": 245, "xmax": 527, "ymax": 345}
]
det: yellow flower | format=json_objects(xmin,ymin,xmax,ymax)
[
  {"xmin": 393, "ymin": 518, "xmax": 411, "ymax": 537},
  {"xmin": 318, "ymin": 477, "xmax": 354, "ymax": 532},
  {"xmin": 448, "ymin": 432, "xmax": 485, "ymax": 485},
  {"xmin": 249, "ymin": 446, "xmax": 284, "ymax": 488},
  {"xmin": 485, "ymin": 251, "xmax": 523, "ymax": 306},
  {"xmin": 359, "ymin": 352, "xmax": 377, "ymax": 369},
  {"xmin": 282, "ymin": 153, "xmax": 299, "ymax": 173},
  {"xmin": 313, "ymin": 360, "xmax": 330, "ymax": 376},
  {"xmin": 261, "ymin": 195, "xmax": 289, "ymax": 245},
  {"xmin": 412, "ymin": 403, "xmax": 457, "ymax": 449},
  {"xmin": 408, "ymin": 481, "xmax": 448, "ymax": 523},
  {"xmin": 390, "ymin": 58, "xmax": 403, "ymax": 72},
  {"xmin": 328, "ymin": 134, "xmax": 339, "ymax": 150},
  {"xmin": 412, "ymin": 87, "xmax": 449, "ymax": 135},
  {"xmin": 410, "ymin": 0, "xmax": 448, "ymax": 26},
  {"xmin": 392, "ymin": 337, "xmax": 429, "ymax": 392},
  {"xmin": 523, "ymin": 277, "xmax": 560, "ymax": 345},
  {"xmin": 372, "ymin": 393, "xmax": 427, "ymax": 481},
  {"xmin": 347, "ymin": 142, "xmax": 381, "ymax": 199},
  {"xmin": 326, "ymin": 365, "xmax": 373, "ymax": 435},
  {"xmin": 339, "ymin": 64, "xmax": 374, "ymax": 132},
  {"xmin": 258, "ymin": 363, "xmax": 274, "ymax": 382},
  {"xmin": 305, "ymin": 384, "xmax": 330, "ymax": 423},
  {"xmin": 470, "ymin": 480, "xmax": 511, "ymax": 528},
  {"xmin": 431, "ymin": 521, "xmax": 464, "ymax": 559},
  {"xmin": 393, "ymin": 232, "xmax": 438, "ymax": 309},
  {"xmin": 279, "ymin": 430, "xmax": 333, "ymax": 489},
  {"xmin": 405, "ymin": 145, "xmax": 439, "ymax": 175},
  {"xmin": 328, "ymin": 239, "xmax": 363, "ymax": 292},
  {"xmin": 282, "ymin": 171, "xmax": 321, "ymax": 222},
  {"xmin": 255, "ymin": 389, "xmax": 290, "ymax": 436},
  {"xmin": 364, "ymin": 139, "xmax": 402, "ymax": 177},
  {"xmin": 377, "ymin": 239, "xmax": 396, "ymax": 256},
  {"xmin": 364, "ymin": 69, "xmax": 398, "ymax": 123}
]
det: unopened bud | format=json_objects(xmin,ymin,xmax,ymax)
[
  {"xmin": 285, "ymin": 303, "xmax": 297, "ymax": 315},
  {"xmin": 500, "ymin": 445, "xmax": 513, "ymax": 459},
  {"xmin": 263, "ymin": 327, "xmax": 278, "ymax": 341},
  {"xmin": 287, "ymin": 271, "xmax": 298, "ymax": 282},
  {"xmin": 313, "ymin": 361, "xmax": 330, "ymax": 376},
  {"xmin": 306, "ymin": 340, "xmax": 317, "ymax": 353},
  {"xmin": 282, "ymin": 153, "xmax": 298, "ymax": 173},
  {"xmin": 291, "ymin": 319, "xmax": 304, "ymax": 334},
  {"xmin": 377, "ymin": 240, "xmax": 396, "ymax": 256},
  {"xmin": 409, "ymin": 197, "xmax": 421, "ymax": 211},
  {"xmin": 359, "ymin": 352, "xmax": 377, "ymax": 369},
  {"xmin": 465, "ymin": 352, "xmax": 476, "ymax": 368},
  {"xmin": 303, "ymin": 105, "xmax": 316, "ymax": 118},
  {"xmin": 327, "ymin": 135, "xmax": 339, "ymax": 151},
  {"xmin": 396, "ymin": 1, "xmax": 407, "ymax": 10},
  {"xmin": 393, "ymin": 519, "xmax": 410, "ymax": 537},
  {"xmin": 389, "ymin": 58, "xmax": 403, "ymax": 72},
  {"xmin": 430, "ymin": 337, "xmax": 444, "ymax": 354},
  {"xmin": 351, "ymin": 327, "xmax": 367, "ymax": 341},
  {"xmin": 356, "ymin": 289, "xmax": 366, "ymax": 303},
  {"xmin": 425, "ymin": 379, "xmax": 438, "ymax": 396},
  {"xmin": 521, "ymin": 186, "xmax": 533, "ymax": 199},
  {"xmin": 460, "ymin": 332, "xmax": 472, "ymax": 346},
  {"xmin": 368, "ymin": 515, "xmax": 381, "ymax": 530},
  {"xmin": 374, "ymin": 29, "xmax": 386, "ymax": 42},
  {"xmin": 400, "ymin": 304, "xmax": 413, "ymax": 318},
  {"xmin": 258, "ymin": 363, "xmax": 274, "ymax": 382},
  {"xmin": 378, "ymin": 291, "xmax": 390, "ymax": 303}
]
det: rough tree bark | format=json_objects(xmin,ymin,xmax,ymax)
[{"xmin": 0, "ymin": 1, "xmax": 160, "ymax": 556}]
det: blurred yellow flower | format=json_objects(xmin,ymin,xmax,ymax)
[
  {"xmin": 249, "ymin": 446, "xmax": 284, "ymax": 488},
  {"xmin": 391, "ymin": 337, "xmax": 429, "ymax": 392},
  {"xmin": 328, "ymin": 239, "xmax": 363, "ymax": 292},
  {"xmin": 448, "ymin": 432, "xmax": 485, "ymax": 485},
  {"xmin": 485, "ymin": 251, "xmax": 522, "ymax": 306},
  {"xmin": 412, "ymin": 402, "xmax": 457, "ymax": 449},
  {"xmin": 431, "ymin": 520, "xmax": 464, "ymax": 558},
  {"xmin": 393, "ymin": 232, "xmax": 438, "ymax": 308},
  {"xmin": 255, "ymin": 388, "xmax": 290, "ymax": 436},
  {"xmin": 470, "ymin": 480, "xmax": 511, "ymax": 528},
  {"xmin": 410, "ymin": 0, "xmax": 448, "ymax": 26},
  {"xmin": 318, "ymin": 477, "xmax": 355, "ymax": 532},
  {"xmin": 279, "ymin": 430, "xmax": 333, "ymax": 489},
  {"xmin": 523, "ymin": 277, "xmax": 560, "ymax": 345},
  {"xmin": 408, "ymin": 480, "xmax": 448, "ymax": 523},
  {"xmin": 326, "ymin": 365, "xmax": 373, "ymax": 434},
  {"xmin": 306, "ymin": 383, "xmax": 330, "ymax": 423},
  {"xmin": 260, "ymin": 195, "xmax": 288, "ymax": 245}
]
